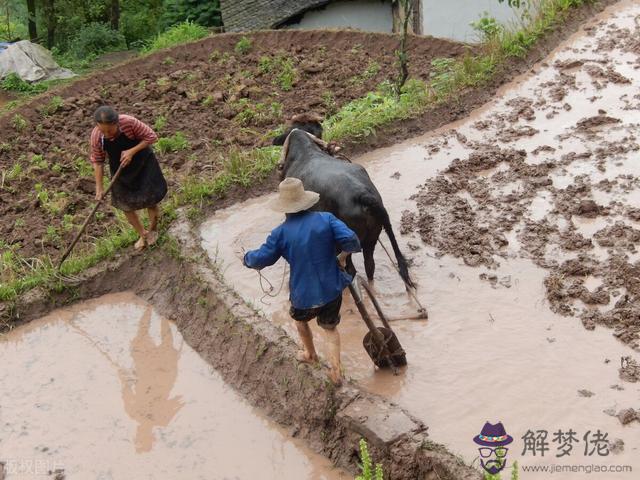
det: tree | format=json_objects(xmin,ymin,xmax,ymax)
[
  {"xmin": 392, "ymin": 0, "xmax": 413, "ymax": 97},
  {"xmin": 26, "ymin": 0, "xmax": 36, "ymax": 40},
  {"xmin": 160, "ymin": 0, "xmax": 220, "ymax": 29},
  {"xmin": 42, "ymin": 0, "xmax": 54, "ymax": 47},
  {"xmin": 110, "ymin": 0, "xmax": 119, "ymax": 30}
]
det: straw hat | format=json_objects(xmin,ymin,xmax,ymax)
[{"xmin": 269, "ymin": 177, "xmax": 320, "ymax": 213}]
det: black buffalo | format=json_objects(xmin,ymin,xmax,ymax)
[{"xmin": 274, "ymin": 124, "xmax": 414, "ymax": 288}]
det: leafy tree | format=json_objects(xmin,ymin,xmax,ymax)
[{"xmin": 160, "ymin": 0, "xmax": 220, "ymax": 29}]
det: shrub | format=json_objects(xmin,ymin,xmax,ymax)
[
  {"xmin": 234, "ymin": 36, "xmax": 252, "ymax": 55},
  {"xmin": 143, "ymin": 21, "xmax": 208, "ymax": 53},
  {"xmin": 69, "ymin": 23, "xmax": 127, "ymax": 58},
  {"xmin": 1, "ymin": 73, "xmax": 48, "ymax": 94}
]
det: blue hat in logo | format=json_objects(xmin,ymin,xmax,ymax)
[{"xmin": 473, "ymin": 422, "xmax": 513, "ymax": 447}]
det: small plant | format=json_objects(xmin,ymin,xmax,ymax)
[
  {"xmin": 471, "ymin": 14, "xmax": 502, "ymax": 41},
  {"xmin": 355, "ymin": 439, "xmax": 384, "ymax": 480},
  {"xmin": 162, "ymin": 56, "xmax": 175, "ymax": 65},
  {"xmin": 157, "ymin": 77, "xmax": 170, "ymax": 87},
  {"xmin": 12, "ymin": 114, "xmax": 27, "ymax": 131},
  {"xmin": 45, "ymin": 225, "xmax": 62, "ymax": 244},
  {"xmin": 52, "ymin": 163, "xmax": 63, "ymax": 174},
  {"xmin": 30, "ymin": 154, "xmax": 48, "ymax": 169},
  {"xmin": 156, "ymin": 132, "xmax": 190, "ymax": 153},
  {"xmin": 14, "ymin": 218, "xmax": 26, "ymax": 228},
  {"xmin": 277, "ymin": 58, "xmax": 296, "ymax": 91},
  {"xmin": 6, "ymin": 163, "xmax": 23, "ymax": 181},
  {"xmin": 322, "ymin": 91, "xmax": 337, "ymax": 116},
  {"xmin": 137, "ymin": 79, "xmax": 147, "ymax": 90},
  {"xmin": 42, "ymin": 96, "xmax": 64, "ymax": 116},
  {"xmin": 234, "ymin": 36, "xmax": 252, "ymax": 55},
  {"xmin": 73, "ymin": 157, "xmax": 94, "ymax": 177},
  {"xmin": 0, "ymin": 143, "xmax": 10, "ymax": 153},
  {"xmin": 258, "ymin": 55, "xmax": 274, "ymax": 74},
  {"xmin": 511, "ymin": 460, "xmax": 519, "ymax": 480},
  {"xmin": 154, "ymin": 115, "xmax": 167, "ymax": 132},
  {"xmin": 62, "ymin": 214, "xmax": 75, "ymax": 232}
]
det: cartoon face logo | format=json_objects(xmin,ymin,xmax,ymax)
[{"xmin": 473, "ymin": 421, "xmax": 513, "ymax": 474}]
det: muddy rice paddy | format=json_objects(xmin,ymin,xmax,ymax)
[
  {"xmin": 201, "ymin": 1, "xmax": 640, "ymax": 478},
  {"xmin": 0, "ymin": 292, "xmax": 347, "ymax": 479}
]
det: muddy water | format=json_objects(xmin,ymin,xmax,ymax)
[
  {"xmin": 201, "ymin": 1, "xmax": 640, "ymax": 478},
  {"xmin": 0, "ymin": 292, "xmax": 347, "ymax": 480}
]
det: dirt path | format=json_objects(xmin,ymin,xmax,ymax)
[
  {"xmin": 200, "ymin": 1, "xmax": 640, "ymax": 477},
  {"xmin": 0, "ymin": 292, "xmax": 347, "ymax": 479}
]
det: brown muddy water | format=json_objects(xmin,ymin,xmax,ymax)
[
  {"xmin": 0, "ymin": 292, "xmax": 347, "ymax": 479},
  {"xmin": 201, "ymin": 1, "xmax": 640, "ymax": 478}
]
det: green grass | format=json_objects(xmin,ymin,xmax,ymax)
[
  {"xmin": 1, "ymin": 73, "xmax": 48, "ymax": 94},
  {"xmin": 325, "ymin": 80, "xmax": 429, "ymax": 142},
  {"xmin": 177, "ymin": 146, "xmax": 280, "ymax": 204},
  {"xmin": 257, "ymin": 54, "xmax": 298, "ymax": 91},
  {"xmin": 156, "ymin": 132, "xmax": 190, "ymax": 153},
  {"xmin": 232, "ymin": 99, "xmax": 283, "ymax": 127},
  {"xmin": 143, "ymin": 21, "xmax": 208, "ymax": 53},
  {"xmin": 0, "ymin": 224, "xmax": 138, "ymax": 302}
]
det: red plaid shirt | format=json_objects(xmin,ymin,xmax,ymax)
[{"xmin": 90, "ymin": 114, "xmax": 158, "ymax": 164}]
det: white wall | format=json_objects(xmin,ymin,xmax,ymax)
[
  {"xmin": 286, "ymin": 0, "xmax": 393, "ymax": 33},
  {"xmin": 421, "ymin": 0, "xmax": 525, "ymax": 42}
]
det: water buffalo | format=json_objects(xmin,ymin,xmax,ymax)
[{"xmin": 274, "ymin": 125, "xmax": 414, "ymax": 289}]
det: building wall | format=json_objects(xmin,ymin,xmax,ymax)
[
  {"xmin": 421, "ymin": 0, "xmax": 524, "ymax": 42},
  {"xmin": 285, "ymin": 0, "xmax": 393, "ymax": 33}
]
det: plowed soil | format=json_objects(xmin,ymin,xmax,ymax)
[{"xmin": 0, "ymin": 30, "xmax": 466, "ymax": 260}]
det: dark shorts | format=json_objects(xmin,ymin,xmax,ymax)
[{"xmin": 289, "ymin": 294, "xmax": 342, "ymax": 330}]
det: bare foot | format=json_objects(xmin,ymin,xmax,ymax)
[
  {"xmin": 134, "ymin": 236, "xmax": 147, "ymax": 251},
  {"xmin": 295, "ymin": 350, "xmax": 318, "ymax": 364},
  {"xmin": 146, "ymin": 230, "xmax": 159, "ymax": 246},
  {"xmin": 328, "ymin": 368, "xmax": 343, "ymax": 387}
]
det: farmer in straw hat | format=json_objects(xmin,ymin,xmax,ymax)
[{"xmin": 243, "ymin": 177, "xmax": 361, "ymax": 386}]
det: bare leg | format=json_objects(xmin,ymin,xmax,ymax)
[
  {"xmin": 295, "ymin": 321, "xmax": 318, "ymax": 363},
  {"xmin": 123, "ymin": 210, "xmax": 147, "ymax": 250},
  {"xmin": 146, "ymin": 205, "xmax": 160, "ymax": 245},
  {"xmin": 323, "ymin": 327, "xmax": 342, "ymax": 386}
]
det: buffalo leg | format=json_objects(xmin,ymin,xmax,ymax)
[
  {"xmin": 363, "ymin": 242, "xmax": 376, "ymax": 282},
  {"xmin": 345, "ymin": 253, "xmax": 357, "ymax": 278}
]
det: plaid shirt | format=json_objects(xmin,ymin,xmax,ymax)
[{"xmin": 89, "ymin": 114, "xmax": 158, "ymax": 164}]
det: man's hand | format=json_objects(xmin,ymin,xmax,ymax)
[
  {"xmin": 337, "ymin": 251, "xmax": 349, "ymax": 268},
  {"xmin": 120, "ymin": 149, "xmax": 135, "ymax": 167},
  {"xmin": 95, "ymin": 185, "xmax": 104, "ymax": 201}
]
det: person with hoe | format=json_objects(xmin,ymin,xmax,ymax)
[
  {"xmin": 89, "ymin": 106, "xmax": 167, "ymax": 250},
  {"xmin": 243, "ymin": 178, "xmax": 361, "ymax": 386}
]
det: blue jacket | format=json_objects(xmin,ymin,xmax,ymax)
[{"xmin": 243, "ymin": 211, "xmax": 361, "ymax": 309}]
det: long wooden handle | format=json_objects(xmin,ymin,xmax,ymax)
[{"xmin": 57, "ymin": 164, "xmax": 125, "ymax": 269}]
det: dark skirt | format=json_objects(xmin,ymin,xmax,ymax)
[{"xmin": 111, "ymin": 152, "xmax": 167, "ymax": 212}]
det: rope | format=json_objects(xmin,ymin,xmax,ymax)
[
  {"xmin": 241, "ymin": 246, "xmax": 288, "ymax": 304},
  {"xmin": 377, "ymin": 239, "xmax": 427, "ymax": 315},
  {"xmin": 257, "ymin": 264, "xmax": 288, "ymax": 304}
]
